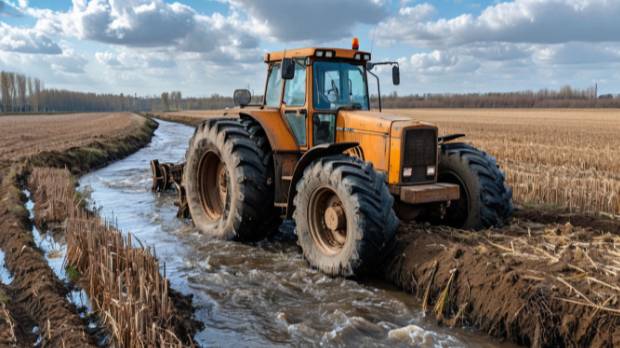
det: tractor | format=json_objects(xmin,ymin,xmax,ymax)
[{"xmin": 154, "ymin": 39, "xmax": 513, "ymax": 277}]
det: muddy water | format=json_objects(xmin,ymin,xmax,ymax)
[{"xmin": 79, "ymin": 119, "xmax": 508, "ymax": 347}]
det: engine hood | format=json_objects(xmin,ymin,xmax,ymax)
[{"xmin": 337, "ymin": 110, "xmax": 434, "ymax": 136}]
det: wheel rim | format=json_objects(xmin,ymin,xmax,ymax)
[
  {"xmin": 198, "ymin": 151, "xmax": 230, "ymax": 221},
  {"xmin": 440, "ymin": 170, "xmax": 469, "ymax": 226},
  {"xmin": 308, "ymin": 187, "xmax": 347, "ymax": 256}
]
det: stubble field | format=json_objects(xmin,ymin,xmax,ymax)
[{"xmin": 392, "ymin": 108, "xmax": 620, "ymax": 216}]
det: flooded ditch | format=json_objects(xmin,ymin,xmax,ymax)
[{"xmin": 77, "ymin": 119, "xmax": 510, "ymax": 347}]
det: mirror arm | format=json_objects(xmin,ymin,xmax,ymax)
[{"xmin": 368, "ymin": 70, "xmax": 381, "ymax": 112}]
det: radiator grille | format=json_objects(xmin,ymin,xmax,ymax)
[{"xmin": 401, "ymin": 128, "xmax": 437, "ymax": 184}]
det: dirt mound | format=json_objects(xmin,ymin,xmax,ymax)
[{"xmin": 386, "ymin": 222, "xmax": 620, "ymax": 347}]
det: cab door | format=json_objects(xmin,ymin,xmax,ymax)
[{"xmin": 281, "ymin": 59, "xmax": 309, "ymax": 150}]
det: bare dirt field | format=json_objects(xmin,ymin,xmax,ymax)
[
  {"xmin": 0, "ymin": 113, "xmax": 147, "ymax": 162},
  {"xmin": 156, "ymin": 108, "xmax": 620, "ymax": 217}
]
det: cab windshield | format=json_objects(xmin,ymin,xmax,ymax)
[{"xmin": 313, "ymin": 61, "xmax": 369, "ymax": 111}]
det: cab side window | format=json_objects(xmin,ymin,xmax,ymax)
[
  {"xmin": 283, "ymin": 60, "xmax": 306, "ymax": 106},
  {"xmin": 265, "ymin": 64, "xmax": 282, "ymax": 107}
]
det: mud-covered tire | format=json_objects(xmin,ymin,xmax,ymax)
[
  {"xmin": 240, "ymin": 117, "xmax": 281, "ymax": 231},
  {"xmin": 293, "ymin": 155, "xmax": 399, "ymax": 276},
  {"xmin": 183, "ymin": 118, "xmax": 275, "ymax": 240},
  {"xmin": 438, "ymin": 142, "xmax": 513, "ymax": 229}
]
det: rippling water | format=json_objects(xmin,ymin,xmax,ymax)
[{"xmin": 79, "ymin": 119, "xmax": 510, "ymax": 347}]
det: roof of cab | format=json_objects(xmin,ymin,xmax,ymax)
[{"xmin": 264, "ymin": 48, "xmax": 371, "ymax": 62}]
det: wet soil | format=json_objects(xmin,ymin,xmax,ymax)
[
  {"xmin": 0, "ymin": 284, "xmax": 36, "ymax": 347},
  {"xmin": 387, "ymin": 223, "xmax": 620, "ymax": 347}
]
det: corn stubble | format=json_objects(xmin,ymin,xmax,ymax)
[
  {"xmin": 31, "ymin": 167, "xmax": 190, "ymax": 347},
  {"xmin": 65, "ymin": 217, "xmax": 186, "ymax": 347}
]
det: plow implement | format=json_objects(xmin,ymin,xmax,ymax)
[{"xmin": 150, "ymin": 160, "xmax": 189, "ymax": 218}]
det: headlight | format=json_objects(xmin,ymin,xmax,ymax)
[
  {"xmin": 426, "ymin": 166, "xmax": 436, "ymax": 177},
  {"xmin": 403, "ymin": 167, "xmax": 413, "ymax": 177}
]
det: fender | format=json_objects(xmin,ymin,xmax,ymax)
[
  {"xmin": 438, "ymin": 133, "xmax": 466, "ymax": 144},
  {"xmin": 285, "ymin": 142, "xmax": 359, "ymax": 218},
  {"xmin": 238, "ymin": 111, "xmax": 299, "ymax": 152}
]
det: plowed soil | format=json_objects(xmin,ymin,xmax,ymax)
[{"xmin": 0, "ymin": 113, "xmax": 147, "ymax": 162}]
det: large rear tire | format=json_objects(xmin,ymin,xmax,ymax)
[
  {"xmin": 183, "ymin": 118, "xmax": 275, "ymax": 240},
  {"xmin": 438, "ymin": 142, "xmax": 513, "ymax": 229},
  {"xmin": 293, "ymin": 155, "xmax": 399, "ymax": 276}
]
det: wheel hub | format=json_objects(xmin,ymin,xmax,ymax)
[
  {"xmin": 324, "ymin": 205, "xmax": 345, "ymax": 232},
  {"xmin": 198, "ymin": 151, "xmax": 229, "ymax": 221},
  {"xmin": 308, "ymin": 187, "xmax": 348, "ymax": 255}
]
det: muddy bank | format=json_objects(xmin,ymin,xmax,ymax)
[
  {"xmin": 0, "ymin": 284, "xmax": 36, "ymax": 347},
  {"xmin": 386, "ymin": 222, "xmax": 620, "ymax": 347},
  {"xmin": 28, "ymin": 115, "xmax": 158, "ymax": 176},
  {"xmin": 0, "ymin": 166, "xmax": 96, "ymax": 347}
]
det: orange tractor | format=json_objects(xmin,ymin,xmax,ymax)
[{"xmin": 152, "ymin": 40, "xmax": 513, "ymax": 276}]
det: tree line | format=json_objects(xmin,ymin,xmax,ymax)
[
  {"xmin": 2, "ymin": 70, "xmax": 619, "ymax": 113},
  {"xmin": 374, "ymin": 86, "xmax": 620, "ymax": 109}
]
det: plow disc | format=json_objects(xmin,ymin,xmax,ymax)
[{"xmin": 150, "ymin": 159, "xmax": 189, "ymax": 218}]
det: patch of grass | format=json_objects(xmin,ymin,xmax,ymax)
[{"xmin": 65, "ymin": 265, "xmax": 80, "ymax": 283}]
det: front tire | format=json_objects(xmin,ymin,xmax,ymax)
[
  {"xmin": 438, "ymin": 142, "xmax": 513, "ymax": 229},
  {"xmin": 293, "ymin": 155, "xmax": 399, "ymax": 276},
  {"xmin": 183, "ymin": 118, "xmax": 275, "ymax": 240}
]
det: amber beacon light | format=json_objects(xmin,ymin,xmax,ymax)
[{"xmin": 352, "ymin": 37, "xmax": 359, "ymax": 50}]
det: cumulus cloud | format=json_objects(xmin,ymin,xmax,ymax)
[
  {"xmin": 375, "ymin": 0, "xmax": 620, "ymax": 46},
  {"xmin": 28, "ymin": 0, "xmax": 261, "ymax": 62},
  {"xmin": 532, "ymin": 42, "xmax": 620, "ymax": 65},
  {"xmin": 407, "ymin": 50, "xmax": 480, "ymax": 74},
  {"xmin": 0, "ymin": 22, "xmax": 62, "ymax": 54},
  {"xmin": 66, "ymin": 0, "xmax": 196, "ymax": 46},
  {"xmin": 95, "ymin": 49, "xmax": 176, "ymax": 70},
  {"xmin": 49, "ymin": 49, "xmax": 88, "ymax": 74},
  {"xmin": 229, "ymin": 0, "xmax": 388, "ymax": 42}
]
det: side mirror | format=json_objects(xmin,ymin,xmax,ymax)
[
  {"xmin": 233, "ymin": 89, "xmax": 252, "ymax": 107},
  {"xmin": 392, "ymin": 65, "xmax": 400, "ymax": 86},
  {"xmin": 281, "ymin": 58, "xmax": 295, "ymax": 80}
]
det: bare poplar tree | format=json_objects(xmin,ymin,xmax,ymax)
[
  {"xmin": 27, "ymin": 77, "xmax": 33, "ymax": 112},
  {"xmin": 17, "ymin": 74, "xmax": 27, "ymax": 112}
]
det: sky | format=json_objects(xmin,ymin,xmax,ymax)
[{"xmin": 0, "ymin": 0, "xmax": 619, "ymax": 97}]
